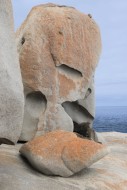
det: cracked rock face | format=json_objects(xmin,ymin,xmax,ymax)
[
  {"xmin": 0, "ymin": 0, "xmax": 24, "ymax": 144},
  {"xmin": 16, "ymin": 3, "xmax": 101, "ymax": 141},
  {"xmin": 20, "ymin": 130, "xmax": 109, "ymax": 177}
]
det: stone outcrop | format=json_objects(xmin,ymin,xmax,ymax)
[
  {"xmin": 20, "ymin": 130, "xmax": 109, "ymax": 177},
  {"xmin": 0, "ymin": 132, "xmax": 127, "ymax": 189},
  {"xmin": 1, "ymin": 2, "xmax": 126, "ymax": 190},
  {"xmin": 16, "ymin": 3, "xmax": 102, "ymax": 141},
  {"xmin": 0, "ymin": 0, "xmax": 24, "ymax": 144}
]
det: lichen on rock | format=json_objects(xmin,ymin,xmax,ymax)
[
  {"xmin": 20, "ymin": 130, "xmax": 109, "ymax": 177},
  {"xmin": 16, "ymin": 3, "xmax": 102, "ymax": 141}
]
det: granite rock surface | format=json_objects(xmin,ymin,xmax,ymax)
[
  {"xmin": 20, "ymin": 130, "xmax": 109, "ymax": 177},
  {"xmin": 0, "ymin": 0, "xmax": 24, "ymax": 144},
  {"xmin": 16, "ymin": 3, "xmax": 101, "ymax": 141},
  {"xmin": 0, "ymin": 132, "xmax": 126, "ymax": 190}
]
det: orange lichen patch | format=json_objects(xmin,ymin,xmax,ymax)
[
  {"xmin": 58, "ymin": 74, "xmax": 76, "ymax": 97},
  {"xmin": 16, "ymin": 3, "xmax": 101, "ymax": 139},
  {"xmin": 62, "ymin": 137, "xmax": 106, "ymax": 172},
  {"xmin": 20, "ymin": 130, "xmax": 77, "ymax": 157},
  {"xmin": 63, "ymin": 138, "xmax": 104, "ymax": 161},
  {"xmin": 20, "ymin": 130, "xmax": 108, "ymax": 176},
  {"xmin": 16, "ymin": 3, "xmax": 101, "ymax": 96}
]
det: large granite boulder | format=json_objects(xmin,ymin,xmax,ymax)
[
  {"xmin": 16, "ymin": 3, "xmax": 101, "ymax": 141},
  {"xmin": 0, "ymin": 132, "xmax": 127, "ymax": 190},
  {"xmin": 20, "ymin": 130, "xmax": 109, "ymax": 177},
  {"xmin": 0, "ymin": 0, "xmax": 24, "ymax": 144}
]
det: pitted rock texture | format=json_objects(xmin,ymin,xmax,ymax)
[
  {"xmin": 20, "ymin": 130, "xmax": 109, "ymax": 177},
  {"xmin": 62, "ymin": 76, "xmax": 95, "ymax": 136},
  {"xmin": 0, "ymin": 0, "xmax": 24, "ymax": 144},
  {"xmin": 16, "ymin": 3, "xmax": 101, "ymax": 141},
  {"xmin": 77, "ymin": 76, "xmax": 95, "ymax": 118}
]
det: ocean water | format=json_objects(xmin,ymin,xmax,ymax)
[{"xmin": 93, "ymin": 106, "xmax": 127, "ymax": 133}]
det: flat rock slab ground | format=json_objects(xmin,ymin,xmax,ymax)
[{"xmin": 0, "ymin": 132, "xmax": 127, "ymax": 190}]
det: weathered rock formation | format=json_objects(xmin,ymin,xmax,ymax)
[
  {"xmin": 0, "ymin": 0, "xmax": 24, "ymax": 144},
  {"xmin": 16, "ymin": 3, "xmax": 101, "ymax": 141},
  {"xmin": 0, "ymin": 132, "xmax": 126, "ymax": 189},
  {"xmin": 20, "ymin": 130, "xmax": 109, "ymax": 177}
]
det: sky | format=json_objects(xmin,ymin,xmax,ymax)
[{"xmin": 12, "ymin": 0, "xmax": 127, "ymax": 106}]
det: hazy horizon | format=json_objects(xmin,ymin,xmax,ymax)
[{"xmin": 12, "ymin": 0, "xmax": 127, "ymax": 106}]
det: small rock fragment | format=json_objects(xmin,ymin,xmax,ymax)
[{"xmin": 88, "ymin": 13, "xmax": 92, "ymax": 18}]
